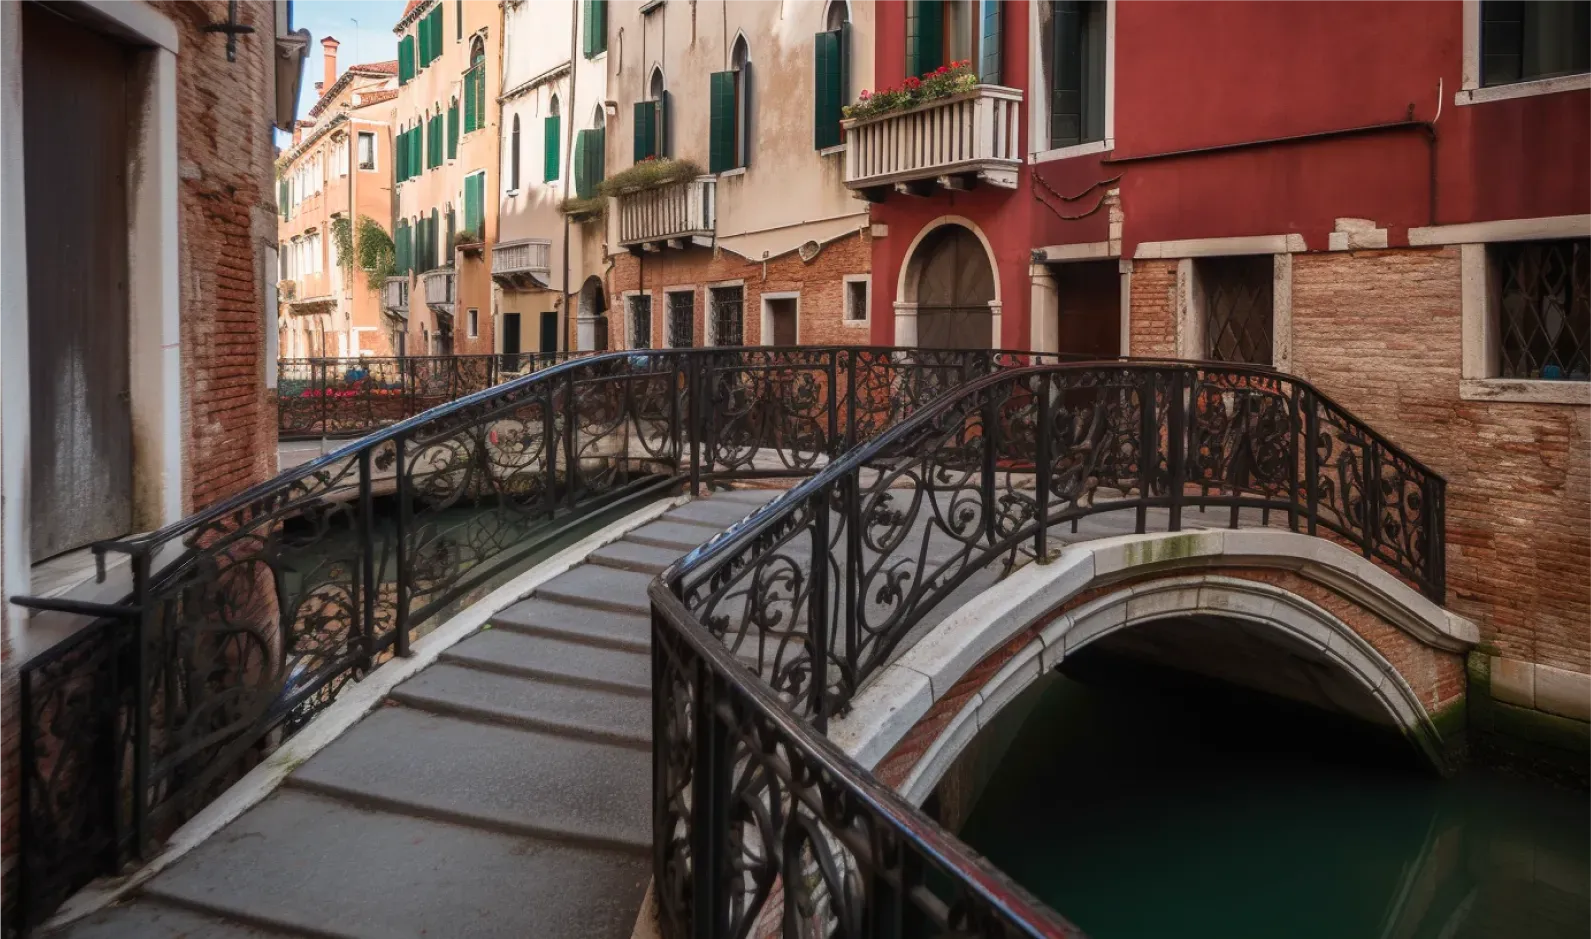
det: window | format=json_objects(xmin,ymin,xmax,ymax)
[
  {"xmin": 463, "ymin": 170, "xmax": 486, "ymax": 241},
  {"xmin": 464, "ymin": 38, "xmax": 487, "ymax": 132},
  {"xmin": 1491, "ymin": 240, "xmax": 1589, "ymax": 380},
  {"xmin": 709, "ymin": 286, "xmax": 745, "ymax": 346},
  {"xmin": 1198, "ymin": 256, "xmax": 1274, "ymax": 366},
  {"xmin": 633, "ymin": 68, "xmax": 667, "ymax": 162},
  {"xmin": 429, "ymin": 107, "xmax": 444, "ymax": 169},
  {"xmin": 667, "ymin": 291, "xmax": 694, "ymax": 347},
  {"xmin": 358, "ymin": 131, "xmax": 376, "ymax": 170},
  {"xmin": 583, "ymin": 0, "xmax": 607, "ymax": 57},
  {"xmin": 429, "ymin": 208, "xmax": 440, "ymax": 269},
  {"xmin": 278, "ymin": 241, "xmax": 288, "ymax": 280},
  {"xmin": 457, "ymin": 0, "xmax": 464, "ymax": 40},
  {"xmin": 814, "ymin": 3, "xmax": 850, "ymax": 150},
  {"xmin": 468, "ymin": 308, "xmax": 480, "ymax": 338},
  {"xmin": 1481, "ymin": 1, "xmax": 1589, "ymax": 87},
  {"xmin": 1049, "ymin": 1, "xmax": 1107, "ymax": 150},
  {"xmin": 574, "ymin": 108, "xmax": 606, "ymax": 199},
  {"xmin": 510, "ymin": 115, "xmax": 521, "ymax": 190},
  {"xmin": 448, "ymin": 96, "xmax": 460, "ymax": 159},
  {"xmin": 710, "ymin": 37, "xmax": 752, "ymax": 172},
  {"xmin": 398, "ymin": 33, "xmax": 415, "ymax": 84},
  {"xmin": 544, "ymin": 96, "xmax": 560, "ymax": 182},
  {"xmin": 844, "ymin": 276, "xmax": 870, "ymax": 323},
  {"xmin": 629, "ymin": 294, "xmax": 653, "ymax": 349}
]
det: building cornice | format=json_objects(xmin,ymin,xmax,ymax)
[
  {"xmin": 394, "ymin": 0, "xmax": 436, "ymax": 34},
  {"xmin": 500, "ymin": 61, "xmax": 571, "ymax": 103}
]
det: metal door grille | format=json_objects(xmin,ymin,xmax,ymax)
[
  {"xmin": 710, "ymin": 286, "xmax": 744, "ymax": 346},
  {"xmin": 630, "ymin": 295, "xmax": 652, "ymax": 348},
  {"xmin": 1495, "ymin": 239, "xmax": 1590, "ymax": 380},
  {"xmin": 668, "ymin": 292, "xmax": 695, "ymax": 347},
  {"xmin": 1201, "ymin": 256, "xmax": 1273, "ymax": 366}
]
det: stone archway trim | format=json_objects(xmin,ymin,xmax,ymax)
[
  {"xmin": 829, "ymin": 527, "xmax": 1477, "ymax": 780},
  {"xmin": 894, "ymin": 214, "xmax": 1003, "ymax": 305}
]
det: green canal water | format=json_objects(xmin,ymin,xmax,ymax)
[{"xmin": 955, "ymin": 661, "xmax": 1590, "ymax": 939}]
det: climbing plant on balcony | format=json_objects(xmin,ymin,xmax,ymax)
[
  {"xmin": 331, "ymin": 215, "xmax": 396, "ymax": 287},
  {"xmin": 596, "ymin": 157, "xmax": 704, "ymax": 197},
  {"xmin": 842, "ymin": 61, "xmax": 977, "ymax": 121},
  {"xmin": 558, "ymin": 195, "xmax": 607, "ymax": 221}
]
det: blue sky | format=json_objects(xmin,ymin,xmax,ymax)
[{"xmin": 285, "ymin": 0, "xmax": 407, "ymax": 139}]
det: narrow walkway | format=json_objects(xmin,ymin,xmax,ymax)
[{"xmin": 52, "ymin": 490, "xmax": 781, "ymax": 939}]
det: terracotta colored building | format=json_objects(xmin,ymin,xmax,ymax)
[
  {"xmin": 604, "ymin": 0, "xmax": 879, "ymax": 350},
  {"xmin": 388, "ymin": 0, "xmax": 501, "ymax": 356},
  {"xmin": 859, "ymin": 1, "xmax": 1588, "ymax": 743},
  {"xmin": 1, "ymin": 0, "xmax": 305, "ymax": 916},
  {"xmin": 276, "ymin": 38, "xmax": 399, "ymax": 358}
]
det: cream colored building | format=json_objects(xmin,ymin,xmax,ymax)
[
  {"xmin": 496, "ymin": 0, "xmax": 611, "ymax": 355},
  {"xmin": 389, "ymin": 0, "xmax": 501, "ymax": 356},
  {"xmin": 604, "ymin": 0, "xmax": 876, "ymax": 349},
  {"xmin": 277, "ymin": 38, "xmax": 399, "ymax": 358}
]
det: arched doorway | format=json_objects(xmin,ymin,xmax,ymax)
[
  {"xmin": 578, "ymin": 275, "xmax": 608, "ymax": 351},
  {"xmin": 907, "ymin": 223, "xmax": 996, "ymax": 349}
]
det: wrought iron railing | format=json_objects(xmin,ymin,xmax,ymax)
[
  {"xmin": 13, "ymin": 348, "xmax": 1444, "ymax": 936},
  {"xmin": 648, "ymin": 361, "xmax": 1445, "ymax": 937},
  {"xmin": 277, "ymin": 353, "xmax": 579, "ymax": 438}
]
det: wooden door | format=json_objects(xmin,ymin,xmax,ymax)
[
  {"xmin": 539, "ymin": 311, "xmax": 558, "ymax": 353},
  {"xmin": 914, "ymin": 226, "xmax": 994, "ymax": 349},
  {"xmin": 1054, "ymin": 260, "xmax": 1121, "ymax": 358},
  {"xmin": 24, "ymin": 5, "xmax": 133, "ymax": 558},
  {"xmin": 767, "ymin": 298, "xmax": 798, "ymax": 345},
  {"xmin": 502, "ymin": 313, "xmax": 522, "ymax": 354}
]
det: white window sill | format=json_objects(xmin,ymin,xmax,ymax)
[
  {"xmin": 1455, "ymin": 72, "xmax": 1591, "ymax": 106},
  {"xmin": 586, "ymin": 51, "xmax": 608, "ymax": 64},
  {"xmin": 1033, "ymin": 138, "xmax": 1113, "ymax": 164},
  {"xmin": 718, "ymin": 167, "xmax": 747, "ymax": 179},
  {"xmin": 1460, "ymin": 378, "xmax": 1590, "ymax": 406},
  {"xmin": 818, "ymin": 144, "xmax": 847, "ymax": 157},
  {"xmin": 841, "ymin": 318, "xmax": 869, "ymax": 328}
]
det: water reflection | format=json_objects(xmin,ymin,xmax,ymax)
[{"xmin": 953, "ymin": 659, "xmax": 1590, "ymax": 939}]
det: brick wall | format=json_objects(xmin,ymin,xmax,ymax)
[
  {"xmin": 607, "ymin": 231, "xmax": 873, "ymax": 348},
  {"xmin": 1126, "ymin": 258, "xmax": 1177, "ymax": 357},
  {"xmin": 1286, "ymin": 249, "xmax": 1591, "ymax": 674},
  {"xmin": 158, "ymin": 0, "xmax": 279, "ymax": 513}
]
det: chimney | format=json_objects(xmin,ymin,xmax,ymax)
[
  {"xmin": 321, "ymin": 36, "xmax": 340, "ymax": 90},
  {"xmin": 314, "ymin": 81, "xmax": 324, "ymax": 96}
]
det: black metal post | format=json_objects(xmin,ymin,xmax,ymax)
[
  {"xmin": 845, "ymin": 350, "xmax": 858, "ymax": 452},
  {"xmin": 394, "ymin": 435, "xmax": 412, "ymax": 657},
  {"xmin": 843, "ymin": 470, "xmax": 862, "ymax": 694},
  {"xmin": 1286, "ymin": 382, "xmax": 1302, "ymax": 532},
  {"xmin": 130, "ymin": 548, "xmax": 154, "ymax": 858},
  {"xmin": 1362, "ymin": 441, "xmax": 1379, "ymax": 559},
  {"xmin": 544, "ymin": 379, "xmax": 559, "ymax": 517},
  {"xmin": 809, "ymin": 487, "xmax": 831, "ymax": 731},
  {"xmin": 1035, "ymin": 372, "xmax": 1052, "ymax": 560},
  {"xmin": 1304, "ymin": 391, "xmax": 1320, "ymax": 536},
  {"xmin": 317, "ymin": 358, "xmax": 329, "ymax": 437},
  {"xmin": 688, "ymin": 355, "xmax": 702, "ymax": 494},
  {"xmin": 358, "ymin": 448, "xmax": 377, "ymax": 671},
  {"xmin": 1167, "ymin": 368, "xmax": 1186, "ymax": 532},
  {"xmin": 982, "ymin": 388, "xmax": 999, "ymax": 545},
  {"xmin": 690, "ymin": 665, "xmax": 729, "ymax": 939},
  {"xmin": 826, "ymin": 351, "xmax": 840, "ymax": 461},
  {"xmin": 564, "ymin": 370, "xmax": 579, "ymax": 508},
  {"xmin": 1136, "ymin": 371, "xmax": 1157, "ymax": 534}
]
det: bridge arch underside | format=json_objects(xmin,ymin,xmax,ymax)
[{"xmin": 845, "ymin": 551, "xmax": 1475, "ymax": 812}]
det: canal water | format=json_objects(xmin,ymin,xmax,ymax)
[{"xmin": 955, "ymin": 658, "xmax": 1590, "ymax": 939}]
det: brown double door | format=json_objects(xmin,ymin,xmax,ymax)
[
  {"xmin": 23, "ymin": 4, "xmax": 134, "ymax": 558},
  {"xmin": 915, "ymin": 226, "xmax": 995, "ymax": 350}
]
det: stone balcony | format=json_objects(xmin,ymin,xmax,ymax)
[
  {"xmin": 423, "ymin": 267, "xmax": 455, "ymax": 316},
  {"xmin": 842, "ymin": 85, "xmax": 1023, "ymax": 201},
  {"xmin": 491, "ymin": 238, "xmax": 553, "ymax": 290},
  {"xmin": 615, "ymin": 176, "xmax": 716, "ymax": 251},
  {"xmin": 381, "ymin": 276, "xmax": 409, "ymax": 317}
]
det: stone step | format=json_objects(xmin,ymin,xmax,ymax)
[
  {"xmin": 533, "ymin": 565, "xmax": 654, "ymax": 615},
  {"xmin": 622, "ymin": 520, "xmax": 718, "ymax": 551},
  {"xmin": 709, "ymin": 488, "xmax": 785, "ymax": 507},
  {"xmin": 588, "ymin": 539, "xmax": 682, "ymax": 575},
  {"xmin": 48, "ymin": 898, "xmax": 298, "ymax": 939},
  {"xmin": 140, "ymin": 789, "xmax": 649, "ymax": 939},
  {"xmin": 491, "ymin": 596, "xmax": 650, "ymax": 653},
  {"xmin": 664, "ymin": 498, "xmax": 773, "ymax": 527},
  {"xmin": 443, "ymin": 629, "xmax": 650, "ymax": 696},
  {"xmin": 392, "ymin": 663, "xmax": 649, "ymax": 748},
  {"xmin": 287, "ymin": 707, "xmax": 650, "ymax": 854}
]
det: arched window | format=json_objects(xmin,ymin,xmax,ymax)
[
  {"xmin": 592, "ymin": 103, "xmax": 605, "ymax": 129},
  {"xmin": 648, "ymin": 66, "xmax": 665, "ymax": 102},
  {"xmin": 710, "ymin": 37, "xmax": 752, "ymax": 171},
  {"xmin": 510, "ymin": 114, "xmax": 521, "ymax": 190},
  {"xmin": 814, "ymin": 2, "xmax": 850, "ymax": 150},
  {"xmin": 636, "ymin": 68, "xmax": 667, "ymax": 160},
  {"xmin": 471, "ymin": 35, "xmax": 485, "ymax": 67},
  {"xmin": 464, "ymin": 36, "xmax": 487, "ymax": 132},
  {"xmin": 544, "ymin": 94, "xmax": 560, "ymax": 182},
  {"xmin": 825, "ymin": 0, "xmax": 849, "ymax": 31}
]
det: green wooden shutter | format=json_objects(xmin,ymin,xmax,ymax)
[
  {"xmin": 395, "ymin": 221, "xmax": 408, "ymax": 274},
  {"xmin": 656, "ymin": 92, "xmax": 669, "ymax": 158},
  {"xmin": 1052, "ymin": 0, "xmax": 1082, "ymax": 148},
  {"xmin": 473, "ymin": 67, "xmax": 486, "ymax": 130},
  {"xmin": 418, "ymin": 16, "xmax": 430, "ymax": 71},
  {"xmin": 464, "ymin": 174, "xmax": 481, "ymax": 239},
  {"xmin": 573, "ymin": 130, "xmax": 588, "ymax": 198},
  {"xmin": 395, "ymin": 128, "xmax": 406, "ymax": 180},
  {"xmin": 738, "ymin": 63, "xmax": 752, "ymax": 168},
  {"xmin": 544, "ymin": 114, "xmax": 560, "ymax": 181},
  {"xmin": 429, "ymin": 209, "xmax": 439, "ymax": 268},
  {"xmin": 279, "ymin": 179, "xmax": 289, "ymax": 219},
  {"xmin": 980, "ymin": 0, "xmax": 1002, "ymax": 84},
  {"xmin": 815, "ymin": 31, "xmax": 840, "ymax": 150},
  {"xmin": 448, "ymin": 101, "xmax": 459, "ymax": 158},
  {"xmin": 906, "ymin": 0, "xmax": 943, "ymax": 79},
  {"xmin": 413, "ymin": 127, "xmax": 423, "ymax": 175},
  {"xmin": 583, "ymin": 0, "xmax": 607, "ymax": 58},
  {"xmin": 398, "ymin": 36, "xmax": 411, "ymax": 84},
  {"xmin": 463, "ymin": 69, "xmax": 477, "ymax": 132},
  {"xmin": 633, "ymin": 101, "xmax": 655, "ymax": 162},
  {"xmin": 446, "ymin": 207, "xmax": 455, "ymax": 256},
  {"xmin": 433, "ymin": 112, "xmax": 443, "ymax": 167},
  {"xmin": 575, "ymin": 127, "xmax": 604, "ymax": 198},
  {"xmin": 709, "ymin": 71, "xmax": 734, "ymax": 172}
]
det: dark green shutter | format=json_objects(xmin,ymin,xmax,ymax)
[
  {"xmin": 573, "ymin": 130, "xmax": 588, "ymax": 198},
  {"xmin": 1052, "ymin": 0, "xmax": 1082, "ymax": 148},
  {"xmin": 583, "ymin": 0, "xmax": 607, "ymax": 58},
  {"xmin": 544, "ymin": 114, "xmax": 560, "ymax": 181},
  {"xmin": 474, "ymin": 66, "xmax": 486, "ymax": 130},
  {"xmin": 279, "ymin": 179, "xmax": 289, "ymax": 219},
  {"xmin": 429, "ymin": 8, "xmax": 441, "ymax": 62},
  {"xmin": 429, "ymin": 209, "xmax": 439, "ymax": 268},
  {"xmin": 575, "ymin": 127, "xmax": 604, "ymax": 199},
  {"xmin": 446, "ymin": 207, "xmax": 455, "ymax": 256},
  {"xmin": 656, "ymin": 91, "xmax": 669, "ymax": 158},
  {"xmin": 633, "ymin": 101, "xmax": 655, "ymax": 162},
  {"xmin": 395, "ymin": 221, "xmax": 408, "ymax": 274},
  {"xmin": 737, "ymin": 63, "xmax": 751, "ymax": 168},
  {"xmin": 464, "ymin": 174, "xmax": 481, "ymax": 239},
  {"xmin": 815, "ymin": 28, "xmax": 847, "ymax": 150},
  {"xmin": 418, "ymin": 15, "xmax": 430, "ymax": 71},
  {"xmin": 463, "ymin": 69, "xmax": 477, "ymax": 132},
  {"xmin": 396, "ymin": 128, "xmax": 406, "ymax": 180},
  {"xmin": 433, "ymin": 112, "xmax": 443, "ymax": 167},
  {"xmin": 906, "ymin": 0, "xmax": 943, "ymax": 79},
  {"xmin": 411, "ymin": 126, "xmax": 421, "ymax": 176},
  {"xmin": 398, "ymin": 35, "xmax": 412, "ymax": 84},
  {"xmin": 448, "ymin": 101, "xmax": 459, "ymax": 158},
  {"xmin": 709, "ymin": 71, "xmax": 734, "ymax": 172},
  {"xmin": 980, "ymin": 0, "xmax": 1002, "ymax": 84}
]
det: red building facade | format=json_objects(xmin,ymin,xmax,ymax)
[{"xmin": 859, "ymin": 0, "xmax": 1589, "ymax": 750}]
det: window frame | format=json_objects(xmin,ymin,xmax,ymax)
[
  {"xmin": 1030, "ymin": 0, "xmax": 1115, "ymax": 164},
  {"xmin": 468, "ymin": 307, "xmax": 480, "ymax": 339},
  {"xmin": 626, "ymin": 292, "xmax": 654, "ymax": 349},
  {"xmin": 664, "ymin": 288, "xmax": 695, "ymax": 348},
  {"xmin": 760, "ymin": 291, "xmax": 801, "ymax": 346},
  {"xmin": 1457, "ymin": 0, "xmax": 1591, "ymax": 105},
  {"xmin": 842, "ymin": 274, "xmax": 871, "ymax": 328}
]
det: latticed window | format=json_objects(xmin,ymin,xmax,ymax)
[
  {"xmin": 667, "ymin": 292, "xmax": 694, "ymax": 347},
  {"xmin": 629, "ymin": 295, "xmax": 652, "ymax": 349},
  {"xmin": 709, "ymin": 286, "xmax": 744, "ymax": 346},
  {"xmin": 1493, "ymin": 240, "xmax": 1590, "ymax": 380},
  {"xmin": 1199, "ymin": 256, "xmax": 1273, "ymax": 366}
]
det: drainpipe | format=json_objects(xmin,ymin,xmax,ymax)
[{"xmin": 563, "ymin": 0, "xmax": 578, "ymax": 352}]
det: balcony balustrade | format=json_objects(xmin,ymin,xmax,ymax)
[
  {"xmin": 381, "ymin": 276, "xmax": 409, "ymax": 317},
  {"xmin": 843, "ymin": 85, "xmax": 1023, "ymax": 200},
  {"xmin": 491, "ymin": 238, "xmax": 553, "ymax": 289},
  {"xmin": 423, "ymin": 267, "xmax": 455, "ymax": 315},
  {"xmin": 616, "ymin": 176, "xmax": 716, "ymax": 250}
]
